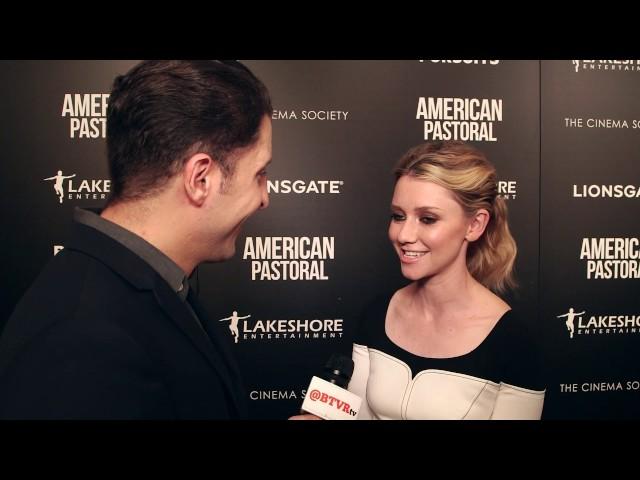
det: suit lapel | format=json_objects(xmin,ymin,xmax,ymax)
[
  {"xmin": 68, "ymin": 222, "xmax": 246, "ymax": 417},
  {"xmin": 187, "ymin": 291, "xmax": 248, "ymax": 416},
  {"xmin": 153, "ymin": 279, "xmax": 244, "ymax": 417}
]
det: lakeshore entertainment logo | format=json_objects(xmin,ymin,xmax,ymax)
[
  {"xmin": 243, "ymin": 236, "xmax": 334, "ymax": 280},
  {"xmin": 218, "ymin": 309, "xmax": 343, "ymax": 343},
  {"xmin": 498, "ymin": 180, "xmax": 517, "ymax": 200},
  {"xmin": 420, "ymin": 60, "xmax": 500, "ymax": 65},
  {"xmin": 249, "ymin": 389, "xmax": 307, "ymax": 401},
  {"xmin": 272, "ymin": 109, "xmax": 349, "ymax": 121},
  {"xmin": 268, "ymin": 179, "xmax": 344, "ymax": 194},
  {"xmin": 61, "ymin": 93, "xmax": 109, "ymax": 139},
  {"xmin": 53, "ymin": 245, "xmax": 64, "ymax": 255},
  {"xmin": 43, "ymin": 170, "xmax": 111, "ymax": 204},
  {"xmin": 572, "ymin": 184, "xmax": 640, "ymax": 198},
  {"xmin": 560, "ymin": 380, "xmax": 640, "ymax": 393},
  {"xmin": 416, "ymin": 97, "xmax": 502, "ymax": 142},
  {"xmin": 564, "ymin": 117, "xmax": 640, "ymax": 129},
  {"xmin": 572, "ymin": 60, "xmax": 640, "ymax": 73},
  {"xmin": 556, "ymin": 307, "xmax": 640, "ymax": 338},
  {"xmin": 579, "ymin": 237, "xmax": 640, "ymax": 279}
]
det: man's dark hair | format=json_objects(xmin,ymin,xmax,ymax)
[{"xmin": 106, "ymin": 60, "xmax": 273, "ymax": 203}]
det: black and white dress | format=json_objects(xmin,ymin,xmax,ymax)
[{"xmin": 348, "ymin": 293, "xmax": 546, "ymax": 420}]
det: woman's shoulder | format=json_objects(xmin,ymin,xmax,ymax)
[
  {"xmin": 353, "ymin": 290, "xmax": 396, "ymax": 346},
  {"xmin": 493, "ymin": 308, "xmax": 539, "ymax": 344},
  {"xmin": 491, "ymin": 308, "xmax": 546, "ymax": 391}
]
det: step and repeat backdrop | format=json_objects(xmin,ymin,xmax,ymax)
[
  {"xmin": 0, "ymin": 60, "xmax": 637, "ymax": 419},
  {"xmin": 541, "ymin": 60, "xmax": 640, "ymax": 419}
]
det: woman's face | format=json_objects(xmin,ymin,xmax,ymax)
[{"xmin": 389, "ymin": 176, "xmax": 472, "ymax": 282}]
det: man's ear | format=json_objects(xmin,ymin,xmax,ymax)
[
  {"xmin": 183, "ymin": 153, "xmax": 219, "ymax": 205},
  {"xmin": 465, "ymin": 208, "xmax": 490, "ymax": 242}
]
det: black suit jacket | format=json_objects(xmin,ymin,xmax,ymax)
[{"xmin": 0, "ymin": 222, "xmax": 248, "ymax": 419}]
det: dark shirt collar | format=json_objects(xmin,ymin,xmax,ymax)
[{"xmin": 73, "ymin": 207, "xmax": 189, "ymax": 301}]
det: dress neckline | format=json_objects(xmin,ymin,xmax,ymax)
[{"xmin": 382, "ymin": 291, "xmax": 512, "ymax": 361}]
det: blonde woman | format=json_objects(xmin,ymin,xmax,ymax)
[{"xmin": 349, "ymin": 141, "xmax": 545, "ymax": 420}]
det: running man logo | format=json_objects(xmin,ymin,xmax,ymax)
[
  {"xmin": 43, "ymin": 170, "xmax": 111, "ymax": 204},
  {"xmin": 557, "ymin": 308, "xmax": 585, "ymax": 339},
  {"xmin": 219, "ymin": 311, "xmax": 251, "ymax": 343},
  {"xmin": 43, "ymin": 171, "xmax": 76, "ymax": 204}
]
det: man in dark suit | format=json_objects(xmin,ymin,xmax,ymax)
[{"xmin": 0, "ymin": 60, "xmax": 273, "ymax": 419}]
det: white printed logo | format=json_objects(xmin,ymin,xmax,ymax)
[
  {"xmin": 44, "ymin": 171, "xmax": 76, "ymax": 203},
  {"xmin": 420, "ymin": 60, "xmax": 500, "ymax": 66},
  {"xmin": 218, "ymin": 310, "xmax": 251, "ymax": 344},
  {"xmin": 556, "ymin": 307, "xmax": 640, "ymax": 337},
  {"xmin": 267, "ymin": 180, "xmax": 343, "ymax": 194},
  {"xmin": 564, "ymin": 117, "xmax": 636, "ymax": 129},
  {"xmin": 572, "ymin": 60, "xmax": 640, "ymax": 73},
  {"xmin": 580, "ymin": 237, "xmax": 640, "ymax": 279},
  {"xmin": 244, "ymin": 236, "xmax": 335, "ymax": 281},
  {"xmin": 61, "ymin": 93, "xmax": 109, "ymax": 139},
  {"xmin": 416, "ymin": 97, "xmax": 502, "ymax": 142},
  {"xmin": 219, "ymin": 309, "xmax": 344, "ymax": 343},
  {"xmin": 573, "ymin": 185, "xmax": 640, "ymax": 198},
  {"xmin": 497, "ymin": 180, "xmax": 517, "ymax": 200},
  {"xmin": 43, "ymin": 170, "xmax": 111, "ymax": 205},
  {"xmin": 557, "ymin": 308, "xmax": 585, "ymax": 339},
  {"xmin": 250, "ymin": 389, "xmax": 305, "ymax": 401},
  {"xmin": 271, "ymin": 110, "xmax": 349, "ymax": 121},
  {"xmin": 560, "ymin": 381, "xmax": 640, "ymax": 393}
]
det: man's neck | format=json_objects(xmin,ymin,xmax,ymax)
[{"xmin": 101, "ymin": 200, "xmax": 195, "ymax": 276}]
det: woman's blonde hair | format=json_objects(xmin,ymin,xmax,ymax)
[{"xmin": 394, "ymin": 141, "xmax": 517, "ymax": 294}]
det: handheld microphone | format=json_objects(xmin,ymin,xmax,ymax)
[{"xmin": 300, "ymin": 354, "xmax": 362, "ymax": 420}]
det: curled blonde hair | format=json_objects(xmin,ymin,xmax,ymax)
[{"xmin": 394, "ymin": 141, "xmax": 517, "ymax": 294}]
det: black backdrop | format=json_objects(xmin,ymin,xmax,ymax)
[{"xmin": 0, "ymin": 60, "xmax": 637, "ymax": 419}]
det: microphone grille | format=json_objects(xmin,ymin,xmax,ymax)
[{"xmin": 323, "ymin": 353, "xmax": 354, "ymax": 387}]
